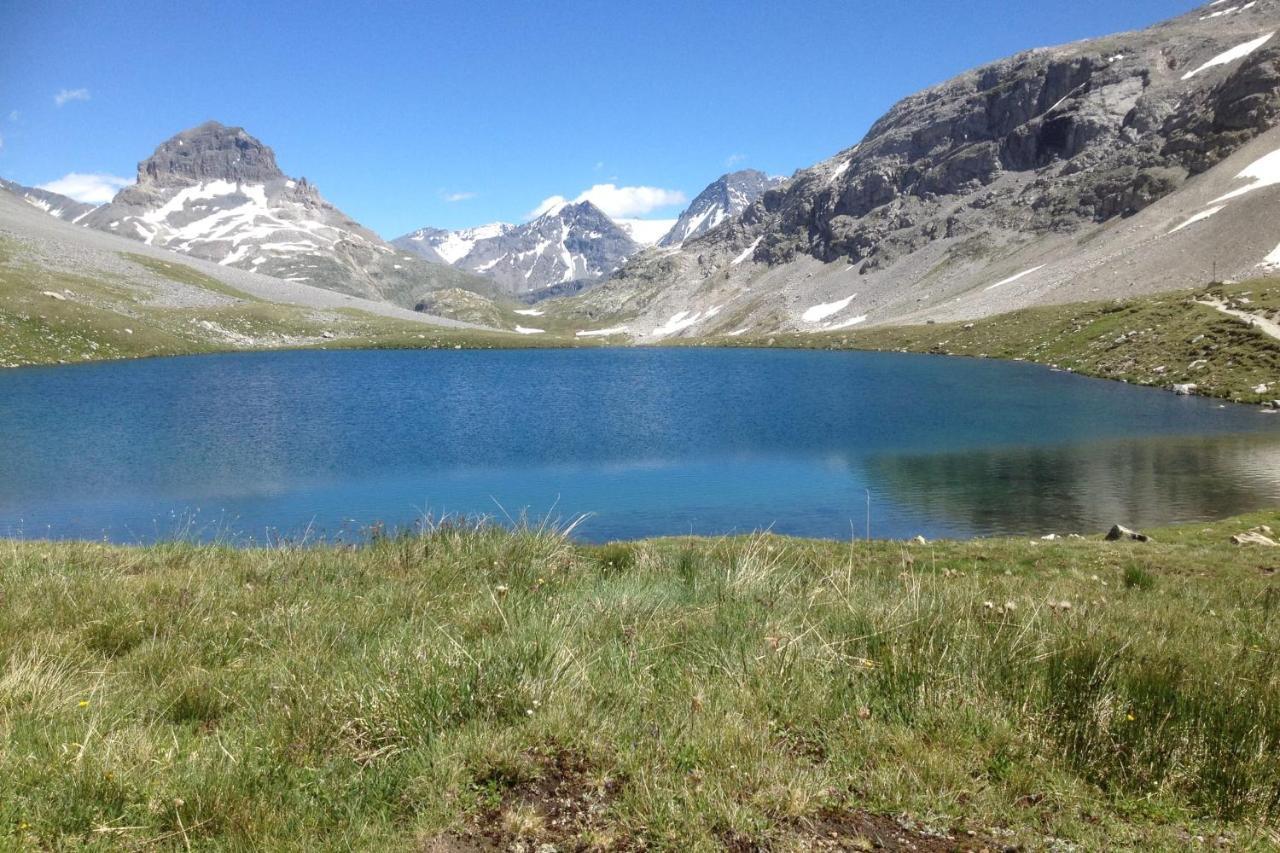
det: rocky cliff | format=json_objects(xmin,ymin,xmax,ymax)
[{"xmin": 558, "ymin": 3, "xmax": 1280, "ymax": 341}]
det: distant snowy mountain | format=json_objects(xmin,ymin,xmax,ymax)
[
  {"xmin": 79, "ymin": 121, "xmax": 490, "ymax": 307},
  {"xmin": 394, "ymin": 222, "xmax": 516, "ymax": 265},
  {"xmin": 0, "ymin": 178, "xmax": 97, "ymax": 223},
  {"xmin": 659, "ymin": 170, "xmax": 784, "ymax": 247},
  {"xmin": 395, "ymin": 201, "xmax": 640, "ymax": 295},
  {"xmin": 615, "ymin": 218, "xmax": 677, "ymax": 246}
]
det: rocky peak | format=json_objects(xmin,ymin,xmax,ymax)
[
  {"xmin": 137, "ymin": 121, "xmax": 285, "ymax": 187},
  {"xmin": 660, "ymin": 169, "xmax": 783, "ymax": 246}
]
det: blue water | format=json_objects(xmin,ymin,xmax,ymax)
[{"xmin": 1, "ymin": 348, "xmax": 1277, "ymax": 543}]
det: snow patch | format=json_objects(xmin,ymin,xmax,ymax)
[
  {"xmin": 1182, "ymin": 32, "xmax": 1274, "ymax": 79},
  {"xmin": 984, "ymin": 265, "xmax": 1046, "ymax": 291},
  {"xmin": 1211, "ymin": 146, "xmax": 1280, "ymax": 203},
  {"xmin": 1262, "ymin": 241, "xmax": 1280, "ymax": 268},
  {"xmin": 615, "ymin": 218, "xmax": 677, "ymax": 246},
  {"xmin": 825, "ymin": 315, "xmax": 868, "ymax": 330},
  {"xmin": 1169, "ymin": 205, "xmax": 1226, "ymax": 234},
  {"xmin": 514, "ymin": 326, "xmax": 545, "ymax": 335},
  {"xmin": 732, "ymin": 237, "xmax": 763, "ymax": 266},
  {"xmin": 514, "ymin": 309, "xmax": 544, "ymax": 316},
  {"xmin": 654, "ymin": 311, "xmax": 700, "ymax": 336},
  {"xmin": 576, "ymin": 326, "xmax": 630, "ymax": 338},
  {"xmin": 802, "ymin": 294, "xmax": 856, "ymax": 323}
]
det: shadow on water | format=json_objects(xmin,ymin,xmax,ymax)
[{"xmin": 860, "ymin": 432, "xmax": 1280, "ymax": 538}]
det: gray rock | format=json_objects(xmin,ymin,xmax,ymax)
[{"xmin": 1106, "ymin": 525, "xmax": 1151, "ymax": 543}]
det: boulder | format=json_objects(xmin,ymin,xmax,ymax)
[
  {"xmin": 1232, "ymin": 526, "xmax": 1278, "ymax": 547},
  {"xmin": 1106, "ymin": 525, "xmax": 1151, "ymax": 543},
  {"xmin": 1173, "ymin": 383, "xmax": 1198, "ymax": 396}
]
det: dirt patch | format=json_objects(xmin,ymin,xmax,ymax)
[
  {"xmin": 423, "ymin": 750, "xmax": 1003, "ymax": 852},
  {"xmin": 725, "ymin": 810, "xmax": 1006, "ymax": 852},
  {"xmin": 423, "ymin": 748, "xmax": 625, "ymax": 851}
]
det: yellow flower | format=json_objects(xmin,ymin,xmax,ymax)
[
  {"xmin": 78, "ymin": 700, "xmax": 90, "ymax": 708},
  {"xmin": 1126, "ymin": 713, "xmax": 1136, "ymax": 722}
]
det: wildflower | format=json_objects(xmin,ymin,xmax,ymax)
[
  {"xmin": 495, "ymin": 584, "xmax": 510, "ymax": 597},
  {"xmin": 78, "ymin": 700, "xmax": 90, "ymax": 708},
  {"xmin": 983, "ymin": 601, "xmax": 995, "ymax": 611},
  {"xmin": 1126, "ymin": 713, "xmax": 1136, "ymax": 722},
  {"xmin": 857, "ymin": 707, "xmax": 872, "ymax": 720}
]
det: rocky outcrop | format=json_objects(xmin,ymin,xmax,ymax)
[{"xmin": 136, "ymin": 121, "xmax": 284, "ymax": 187}]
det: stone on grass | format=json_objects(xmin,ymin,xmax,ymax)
[{"xmin": 1106, "ymin": 525, "xmax": 1151, "ymax": 543}]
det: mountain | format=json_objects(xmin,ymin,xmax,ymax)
[
  {"xmin": 0, "ymin": 178, "xmax": 97, "ymax": 223},
  {"xmin": 79, "ymin": 121, "xmax": 494, "ymax": 309},
  {"xmin": 0, "ymin": 179, "xmax": 490, "ymax": 367},
  {"xmin": 558, "ymin": 2, "xmax": 1280, "ymax": 340},
  {"xmin": 658, "ymin": 169, "xmax": 784, "ymax": 247},
  {"xmin": 394, "ymin": 201, "xmax": 639, "ymax": 295},
  {"xmin": 615, "ymin": 218, "xmax": 678, "ymax": 246},
  {"xmin": 394, "ymin": 222, "xmax": 516, "ymax": 265}
]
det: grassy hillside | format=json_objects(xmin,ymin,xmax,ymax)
[
  {"xmin": 2, "ymin": 514, "xmax": 1278, "ymax": 849},
  {"xmin": 0, "ymin": 241, "xmax": 577, "ymax": 368},
  {"xmin": 716, "ymin": 279, "xmax": 1280, "ymax": 404}
]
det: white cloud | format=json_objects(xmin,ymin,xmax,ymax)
[
  {"xmin": 54, "ymin": 88, "xmax": 90, "ymax": 107},
  {"xmin": 0, "ymin": 132, "xmax": 5, "ymax": 151},
  {"xmin": 440, "ymin": 190, "xmax": 477, "ymax": 203},
  {"xmin": 37, "ymin": 172, "xmax": 132, "ymax": 204},
  {"xmin": 528, "ymin": 183, "xmax": 686, "ymax": 220},
  {"xmin": 726, "ymin": 153, "xmax": 748, "ymax": 167}
]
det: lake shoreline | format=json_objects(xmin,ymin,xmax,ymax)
[{"xmin": 6, "ymin": 278, "xmax": 1278, "ymax": 408}]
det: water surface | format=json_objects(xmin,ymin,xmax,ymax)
[{"xmin": 1, "ymin": 348, "xmax": 1277, "ymax": 542}]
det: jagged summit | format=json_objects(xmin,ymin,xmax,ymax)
[
  {"xmin": 394, "ymin": 200, "xmax": 640, "ymax": 295},
  {"xmin": 659, "ymin": 169, "xmax": 783, "ymax": 247},
  {"xmin": 136, "ymin": 121, "xmax": 285, "ymax": 187}
]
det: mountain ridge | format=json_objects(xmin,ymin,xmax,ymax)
[{"xmin": 555, "ymin": 1, "xmax": 1280, "ymax": 341}]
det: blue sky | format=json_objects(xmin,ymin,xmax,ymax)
[{"xmin": 1, "ymin": 0, "xmax": 1200, "ymax": 237}]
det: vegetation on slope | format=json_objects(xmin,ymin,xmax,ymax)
[
  {"xmin": 1, "ymin": 514, "xmax": 1278, "ymax": 849},
  {"xmin": 719, "ymin": 279, "xmax": 1280, "ymax": 405},
  {"xmin": 0, "ymin": 241, "xmax": 577, "ymax": 368}
]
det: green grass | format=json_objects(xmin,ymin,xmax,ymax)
[
  {"xmin": 121, "ymin": 253, "xmax": 260, "ymax": 301},
  {"xmin": 0, "ymin": 242, "xmax": 586, "ymax": 368},
  {"xmin": 714, "ymin": 278, "xmax": 1280, "ymax": 404},
  {"xmin": 1, "ymin": 513, "xmax": 1278, "ymax": 849}
]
